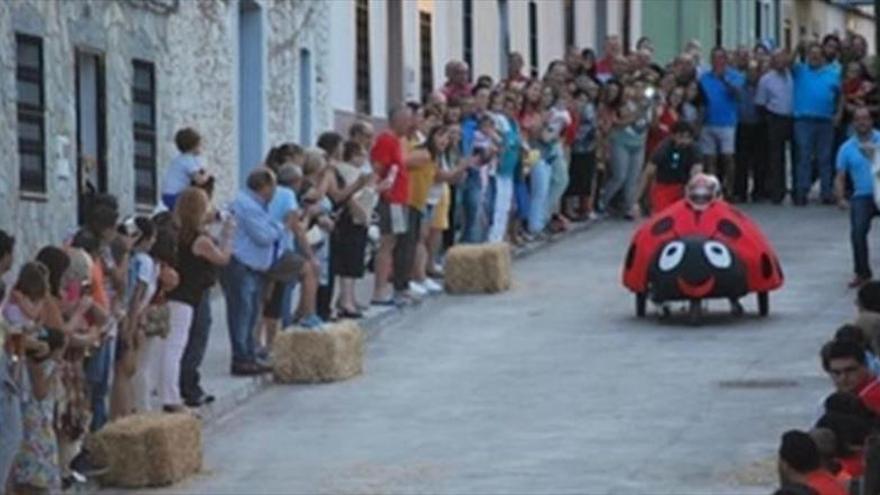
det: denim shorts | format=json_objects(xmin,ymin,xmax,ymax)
[{"xmin": 700, "ymin": 126, "xmax": 736, "ymax": 155}]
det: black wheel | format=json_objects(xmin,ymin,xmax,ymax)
[
  {"xmin": 636, "ymin": 292, "xmax": 647, "ymax": 318},
  {"xmin": 758, "ymin": 292, "xmax": 769, "ymax": 317},
  {"xmin": 688, "ymin": 299, "xmax": 702, "ymax": 326}
]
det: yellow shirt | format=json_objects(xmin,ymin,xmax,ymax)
[{"xmin": 405, "ymin": 137, "xmax": 436, "ymax": 211}]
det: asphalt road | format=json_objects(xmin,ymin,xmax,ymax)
[{"xmin": 146, "ymin": 203, "xmax": 862, "ymax": 495}]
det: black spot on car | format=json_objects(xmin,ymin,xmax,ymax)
[
  {"xmin": 651, "ymin": 216, "xmax": 674, "ymax": 236},
  {"xmin": 717, "ymin": 219, "xmax": 742, "ymax": 239}
]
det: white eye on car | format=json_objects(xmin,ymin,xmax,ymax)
[
  {"xmin": 703, "ymin": 241, "xmax": 732, "ymax": 269},
  {"xmin": 658, "ymin": 241, "xmax": 685, "ymax": 272}
]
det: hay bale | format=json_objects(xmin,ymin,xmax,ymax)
[
  {"xmin": 444, "ymin": 242, "xmax": 512, "ymax": 294},
  {"xmin": 272, "ymin": 320, "xmax": 364, "ymax": 383},
  {"xmin": 87, "ymin": 412, "xmax": 201, "ymax": 487}
]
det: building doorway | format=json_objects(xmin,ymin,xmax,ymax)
[
  {"xmin": 75, "ymin": 49, "xmax": 106, "ymax": 224},
  {"xmin": 238, "ymin": 0, "xmax": 266, "ymax": 186}
]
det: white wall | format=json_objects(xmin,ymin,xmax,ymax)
[
  {"xmin": 472, "ymin": 0, "xmax": 502, "ymax": 80},
  {"xmin": 369, "ymin": 0, "xmax": 388, "ymax": 117},
  {"xmin": 328, "ymin": 0, "xmax": 355, "ymax": 114},
  {"xmin": 575, "ymin": 0, "xmax": 597, "ymax": 50}
]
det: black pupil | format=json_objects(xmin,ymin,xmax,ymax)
[{"xmin": 712, "ymin": 246, "xmax": 722, "ymax": 254}]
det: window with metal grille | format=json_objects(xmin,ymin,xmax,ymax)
[
  {"xmin": 528, "ymin": 1, "xmax": 538, "ymax": 78},
  {"xmin": 355, "ymin": 0, "xmax": 371, "ymax": 115},
  {"xmin": 16, "ymin": 33, "xmax": 45, "ymax": 194},
  {"xmin": 564, "ymin": 0, "xmax": 575, "ymax": 49},
  {"xmin": 133, "ymin": 60, "xmax": 157, "ymax": 205},
  {"xmin": 419, "ymin": 10, "xmax": 433, "ymax": 102},
  {"xmin": 463, "ymin": 0, "xmax": 473, "ymax": 71}
]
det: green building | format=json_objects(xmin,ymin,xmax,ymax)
[{"xmin": 642, "ymin": 0, "xmax": 779, "ymax": 64}]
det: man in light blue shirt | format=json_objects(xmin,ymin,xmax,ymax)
[
  {"xmin": 755, "ymin": 49, "xmax": 794, "ymax": 203},
  {"xmin": 698, "ymin": 47, "xmax": 744, "ymax": 198},
  {"xmin": 835, "ymin": 108, "xmax": 880, "ymax": 288},
  {"xmin": 221, "ymin": 167, "xmax": 285, "ymax": 375},
  {"xmin": 793, "ymin": 43, "xmax": 843, "ymax": 205}
]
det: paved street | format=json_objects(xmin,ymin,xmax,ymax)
[{"xmin": 151, "ymin": 204, "xmax": 859, "ymax": 494}]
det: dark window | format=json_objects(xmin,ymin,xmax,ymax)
[
  {"xmin": 132, "ymin": 60, "xmax": 157, "ymax": 205},
  {"xmin": 463, "ymin": 0, "xmax": 473, "ymax": 72},
  {"xmin": 622, "ymin": 0, "xmax": 631, "ymax": 54},
  {"xmin": 16, "ymin": 33, "xmax": 45, "ymax": 194},
  {"xmin": 714, "ymin": 0, "xmax": 723, "ymax": 47},
  {"xmin": 528, "ymin": 1, "xmax": 538, "ymax": 78},
  {"xmin": 564, "ymin": 0, "xmax": 575, "ymax": 49},
  {"xmin": 419, "ymin": 10, "xmax": 433, "ymax": 102},
  {"xmin": 755, "ymin": 0, "xmax": 762, "ymax": 41},
  {"xmin": 784, "ymin": 20, "xmax": 792, "ymax": 51},
  {"xmin": 355, "ymin": 0, "xmax": 371, "ymax": 115}
]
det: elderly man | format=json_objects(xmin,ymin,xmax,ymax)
[
  {"xmin": 596, "ymin": 35, "xmax": 622, "ymax": 82},
  {"xmin": 221, "ymin": 167, "xmax": 285, "ymax": 375},
  {"xmin": 793, "ymin": 42, "xmax": 842, "ymax": 206},
  {"xmin": 441, "ymin": 60, "xmax": 472, "ymax": 102},
  {"xmin": 756, "ymin": 49, "xmax": 794, "ymax": 204},
  {"xmin": 502, "ymin": 52, "xmax": 530, "ymax": 90}
]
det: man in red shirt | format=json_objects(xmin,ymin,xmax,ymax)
[
  {"xmin": 595, "ymin": 35, "xmax": 622, "ymax": 82},
  {"xmin": 370, "ymin": 104, "xmax": 419, "ymax": 306},
  {"xmin": 501, "ymin": 52, "xmax": 530, "ymax": 91},
  {"xmin": 822, "ymin": 339, "xmax": 880, "ymax": 414},
  {"xmin": 778, "ymin": 430, "xmax": 848, "ymax": 495},
  {"xmin": 441, "ymin": 60, "xmax": 473, "ymax": 102}
]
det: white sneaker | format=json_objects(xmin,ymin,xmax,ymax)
[
  {"xmin": 409, "ymin": 281, "xmax": 429, "ymax": 296},
  {"xmin": 423, "ymin": 278, "xmax": 443, "ymax": 293}
]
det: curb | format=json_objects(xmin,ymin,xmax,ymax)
[{"xmin": 198, "ymin": 219, "xmax": 598, "ymax": 425}]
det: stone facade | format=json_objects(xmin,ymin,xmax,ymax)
[{"xmin": 0, "ymin": 0, "xmax": 329, "ymax": 259}]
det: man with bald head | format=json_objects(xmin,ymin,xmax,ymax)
[
  {"xmin": 756, "ymin": 49, "xmax": 794, "ymax": 203},
  {"xmin": 596, "ymin": 35, "xmax": 622, "ymax": 82},
  {"xmin": 222, "ymin": 167, "xmax": 286, "ymax": 375},
  {"xmin": 836, "ymin": 107, "xmax": 880, "ymax": 287},
  {"xmin": 441, "ymin": 60, "xmax": 472, "ymax": 101}
]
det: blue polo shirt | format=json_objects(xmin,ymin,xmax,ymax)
[
  {"xmin": 699, "ymin": 68, "xmax": 745, "ymax": 127},
  {"xmin": 836, "ymin": 130, "xmax": 880, "ymax": 198},
  {"xmin": 793, "ymin": 62, "xmax": 840, "ymax": 120}
]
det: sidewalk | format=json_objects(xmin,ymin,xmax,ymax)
[{"xmin": 193, "ymin": 220, "xmax": 597, "ymax": 424}]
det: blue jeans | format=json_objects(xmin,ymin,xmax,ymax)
[
  {"xmin": 460, "ymin": 169, "xmax": 485, "ymax": 243},
  {"xmin": 180, "ymin": 292, "xmax": 212, "ymax": 400},
  {"xmin": 850, "ymin": 196, "xmax": 879, "ymax": 279},
  {"xmin": 85, "ymin": 336, "xmax": 114, "ymax": 432},
  {"xmin": 0, "ymin": 354, "xmax": 22, "ymax": 490},
  {"xmin": 528, "ymin": 159, "xmax": 551, "ymax": 234},
  {"xmin": 546, "ymin": 143, "xmax": 570, "ymax": 219},
  {"xmin": 221, "ymin": 257, "xmax": 265, "ymax": 366},
  {"xmin": 793, "ymin": 118, "xmax": 835, "ymax": 201},
  {"xmin": 161, "ymin": 193, "xmax": 179, "ymax": 210}
]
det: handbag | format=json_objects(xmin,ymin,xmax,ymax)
[{"xmin": 138, "ymin": 304, "xmax": 170, "ymax": 339}]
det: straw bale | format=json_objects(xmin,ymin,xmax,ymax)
[
  {"xmin": 87, "ymin": 412, "xmax": 201, "ymax": 487},
  {"xmin": 273, "ymin": 320, "xmax": 364, "ymax": 383},
  {"xmin": 444, "ymin": 242, "xmax": 512, "ymax": 294}
]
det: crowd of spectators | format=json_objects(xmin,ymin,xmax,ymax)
[{"xmin": 0, "ymin": 29, "xmax": 879, "ymax": 494}]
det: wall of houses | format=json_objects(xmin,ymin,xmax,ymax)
[
  {"xmin": 0, "ymin": 0, "xmax": 327, "ymax": 258},
  {"xmin": 328, "ymin": 0, "xmax": 641, "ymax": 131}
]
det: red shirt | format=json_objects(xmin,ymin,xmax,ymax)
[
  {"xmin": 596, "ymin": 56, "xmax": 614, "ymax": 78},
  {"xmin": 838, "ymin": 454, "xmax": 864, "ymax": 479},
  {"xmin": 856, "ymin": 377, "xmax": 880, "ymax": 415},
  {"xmin": 805, "ymin": 469, "xmax": 848, "ymax": 495},
  {"xmin": 441, "ymin": 83, "xmax": 473, "ymax": 102},
  {"xmin": 370, "ymin": 131, "xmax": 409, "ymax": 204}
]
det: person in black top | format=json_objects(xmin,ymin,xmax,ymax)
[
  {"xmin": 163, "ymin": 188, "xmax": 233, "ymax": 412},
  {"xmin": 636, "ymin": 121, "xmax": 704, "ymax": 214}
]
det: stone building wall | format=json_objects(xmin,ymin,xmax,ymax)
[{"xmin": 0, "ymin": 0, "xmax": 329, "ymax": 261}]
